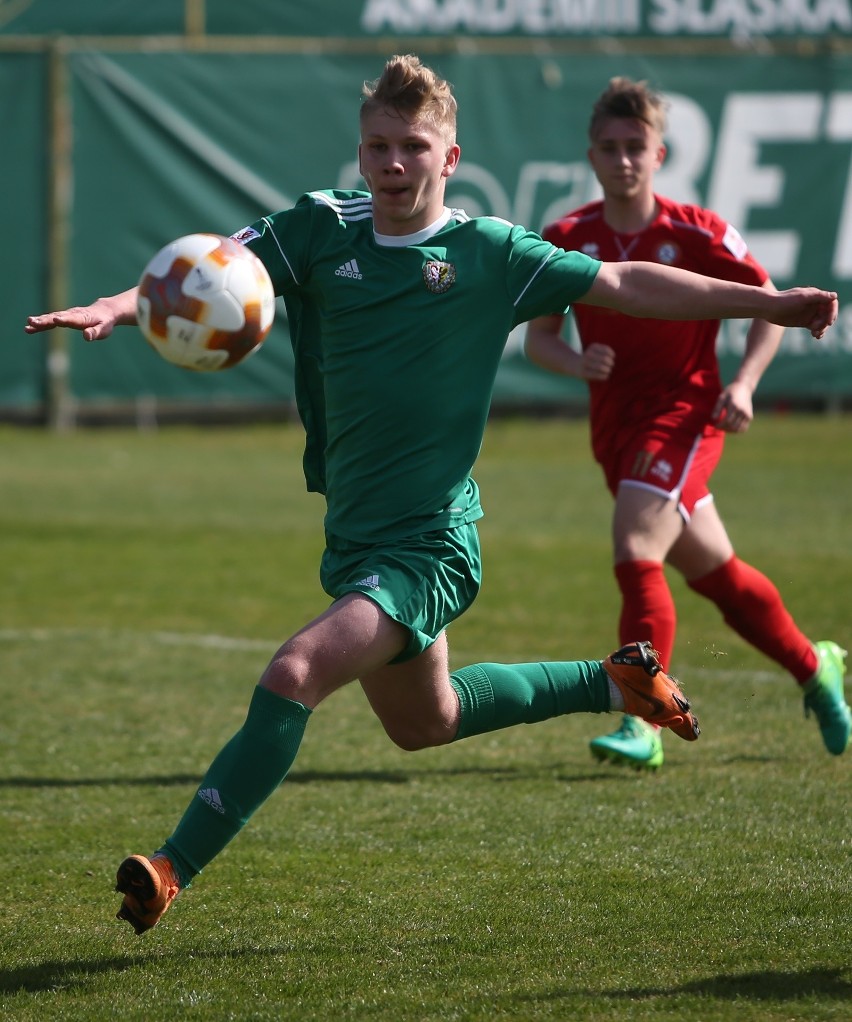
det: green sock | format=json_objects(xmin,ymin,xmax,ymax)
[
  {"xmin": 158, "ymin": 686, "xmax": 311, "ymax": 887},
  {"xmin": 450, "ymin": 660, "xmax": 610, "ymax": 741}
]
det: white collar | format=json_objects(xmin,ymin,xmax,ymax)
[{"xmin": 373, "ymin": 208, "xmax": 452, "ymax": 247}]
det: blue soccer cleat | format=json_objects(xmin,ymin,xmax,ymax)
[{"xmin": 590, "ymin": 714, "xmax": 664, "ymax": 771}]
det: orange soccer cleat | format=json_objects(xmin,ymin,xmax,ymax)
[
  {"xmin": 603, "ymin": 641, "xmax": 700, "ymax": 741},
  {"xmin": 115, "ymin": 853, "xmax": 181, "ymax": 934}
]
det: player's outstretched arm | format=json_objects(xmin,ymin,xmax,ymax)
[
  {"xmin": 581, "ymin": 262, "xmax": 838, "ymax": 339},
  {"xmin": 25, "ymin": 287, "xmax": 139, "ymax": 342}
]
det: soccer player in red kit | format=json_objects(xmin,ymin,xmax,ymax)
[{"xmin": 525, "ymin": 77, "xmax": 850, "ymax": 770}]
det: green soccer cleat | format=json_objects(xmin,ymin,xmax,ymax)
[
  {"xmin": 590, "ymin": 714, "xmax": 664, "ymax": 771},
  {"xmin": 803, "ymin": 641, "xmax": 851, "ymax": 756}
]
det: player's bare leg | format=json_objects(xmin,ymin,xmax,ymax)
[
  {"xmin": 360, "ymin": 633, "xmax": 460, "ymax": 750},
  {"xmin": 115, "ymin": 595, "xmax": 409, "ymax": 934}
]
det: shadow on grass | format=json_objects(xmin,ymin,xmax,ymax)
[
  {"xmin": 3, "ymin": 958, "xmax": 849, "ymax": 1001},
  {"xmin": 718, "ymin": 754, "xmax": 780, "ymax": 764},
  {"xmin": 0, "ymin": 946, "xmax": 288, "ymax": 995},
  {"xmin": 523, "ymin": 966, "xmax": 852, "ymax": 1006},
  {"xmin": 0, "ymin": 765, "xmax": 531, "ymax": 789}
]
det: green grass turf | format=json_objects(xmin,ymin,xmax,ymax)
[{"xmin": 1, "ymin": 415, "xmax": 850, "ymax": 1021}]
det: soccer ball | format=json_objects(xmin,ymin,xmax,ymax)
[{"xmin": 136, "ymin": 233, "xmax": 275, "ymax": 371}]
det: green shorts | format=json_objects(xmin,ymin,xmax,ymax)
[{"xmin": 320, "ymin": 523, "xmax": 482, "ymax": 663}]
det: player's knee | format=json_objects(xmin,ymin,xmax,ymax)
[
  {"xmin": 259, "ymin": 649, "xmax": 314, "ymax": 703},
  {"xmin": 614, "ymin": 536, "xmax": 656, "ymax": 562},
  {"xmin": 383, "ymin": 716, "xmax": 456, "ymax": 752}
]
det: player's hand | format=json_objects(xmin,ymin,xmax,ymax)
[
  {"xmin": 25, "ymin": 301, "xmax": 118, "ymax": 342},
  {"xmin": 580, "ymin": 343, "xmax": 615, "ymax": 381},
  {"xmin": 712, "ymin": 382, "xmax": 754, "ymax": 433},
  {"xmin": 25, "ymin": 290, "xmax": 138, "ymax": 341},
  {"xmin": 771, "ymin": 288, "xmax": 838, "ymax": 339}
]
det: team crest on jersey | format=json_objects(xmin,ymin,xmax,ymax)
[
  {"xmin": 423, "ymin": 260, "xmax": 456, "ymax": 294},
  {"xmin": 582, "ymin": 242, "xmax": 600, "ymax": 259},
  {"xmin": 656, "ymin": 242, "xmax": 679, "ymax": 265}
]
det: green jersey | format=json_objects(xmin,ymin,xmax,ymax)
[{"xmin": 237, "ymin": 190, "xmax": 599, "ymax": 544}]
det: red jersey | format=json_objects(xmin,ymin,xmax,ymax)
[{"xmin": 542, "ymin": 195, "xmax": 768, "ymax": 463}]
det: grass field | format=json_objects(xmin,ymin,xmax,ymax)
[{"xmin": 1, "ymin": 415, "xmax": 850, "ymax": 1021}]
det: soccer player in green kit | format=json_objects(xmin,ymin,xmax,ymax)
[{"xmin": 26, "ymin": 54, "xmax": 838, "ymax": 935}]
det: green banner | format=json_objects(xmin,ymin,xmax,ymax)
[
  {"xmin": 2, "ymin": 0, "xmax": 851, "ymax": 38},
  {"xmin": 4, "ymin": 46, "xmax": 852, "ymax": 414},
  {"xmin": 294, "ymin": 0, "xmax": 852, "ymax": 38},
  {"xmin": 0, "ymin": 0, "xmax": 184, "ymax": 35}
]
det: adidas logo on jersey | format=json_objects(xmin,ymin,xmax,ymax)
[
  {"xmin": 335, "ymin": 259, "xmax": 363, "ymax": 280},
  {"xmin": 355, "ymin": 574, "xmax": 380, "ymax": 590},
  {"xmin": 198, "ymin": 787, "xmax": 226, "ymax": 814}
]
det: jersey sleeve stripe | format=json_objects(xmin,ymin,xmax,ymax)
[
  {"xmin": 261, "ymin": 215, "xmax": 301, "ymax": 286},
  {"xmin": 514, "ymin": 247, "xmax": 558, "ymax": 307}
]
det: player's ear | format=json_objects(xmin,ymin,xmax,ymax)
[
  {"xmin": 442, "ymin": 143, "xmax": 461, "ymax": 179},
  {"xmin": 655, "ymin": 141, "xmax": 667, "ymax": 169}
]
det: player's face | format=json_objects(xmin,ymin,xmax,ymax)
[
  {"xmin": 588, "ymin": 118, "xmax": 665, "ymax": 202},
  {"xmin": 359, "ymin": 109, "xmax": 460, "ymax": 235}
]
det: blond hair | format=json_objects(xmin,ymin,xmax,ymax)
[
  {"xmin": 361, "ymin": 54, "xmax": 457, "ymax": 144},
  {"xmin": 589, "ymin": 77, "xmax": 667, "ymax": 140}
]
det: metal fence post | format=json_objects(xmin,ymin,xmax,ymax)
[{"xmin": 46, "ymin": 36, "xmax": 74, "ymax": 430}]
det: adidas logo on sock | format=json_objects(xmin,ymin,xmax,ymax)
[
  {"xmin": 335, "ymin": 259, "xmax": 363, "ymax": 280},
  {"xmin": 355, "ymin": 573, "xmax": 380, "ymax": 590},
  {"xmin": 198, "ymin": 787, "xmax": 225, "ymax": 814}
]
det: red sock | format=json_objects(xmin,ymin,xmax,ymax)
[
  {"xmin": 687, "ymin": 555, "xmax": 817, "ymax": 684},
  {"xmin": 614, "ymin": 560, "xmax": 676, "ymax": 670}
]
